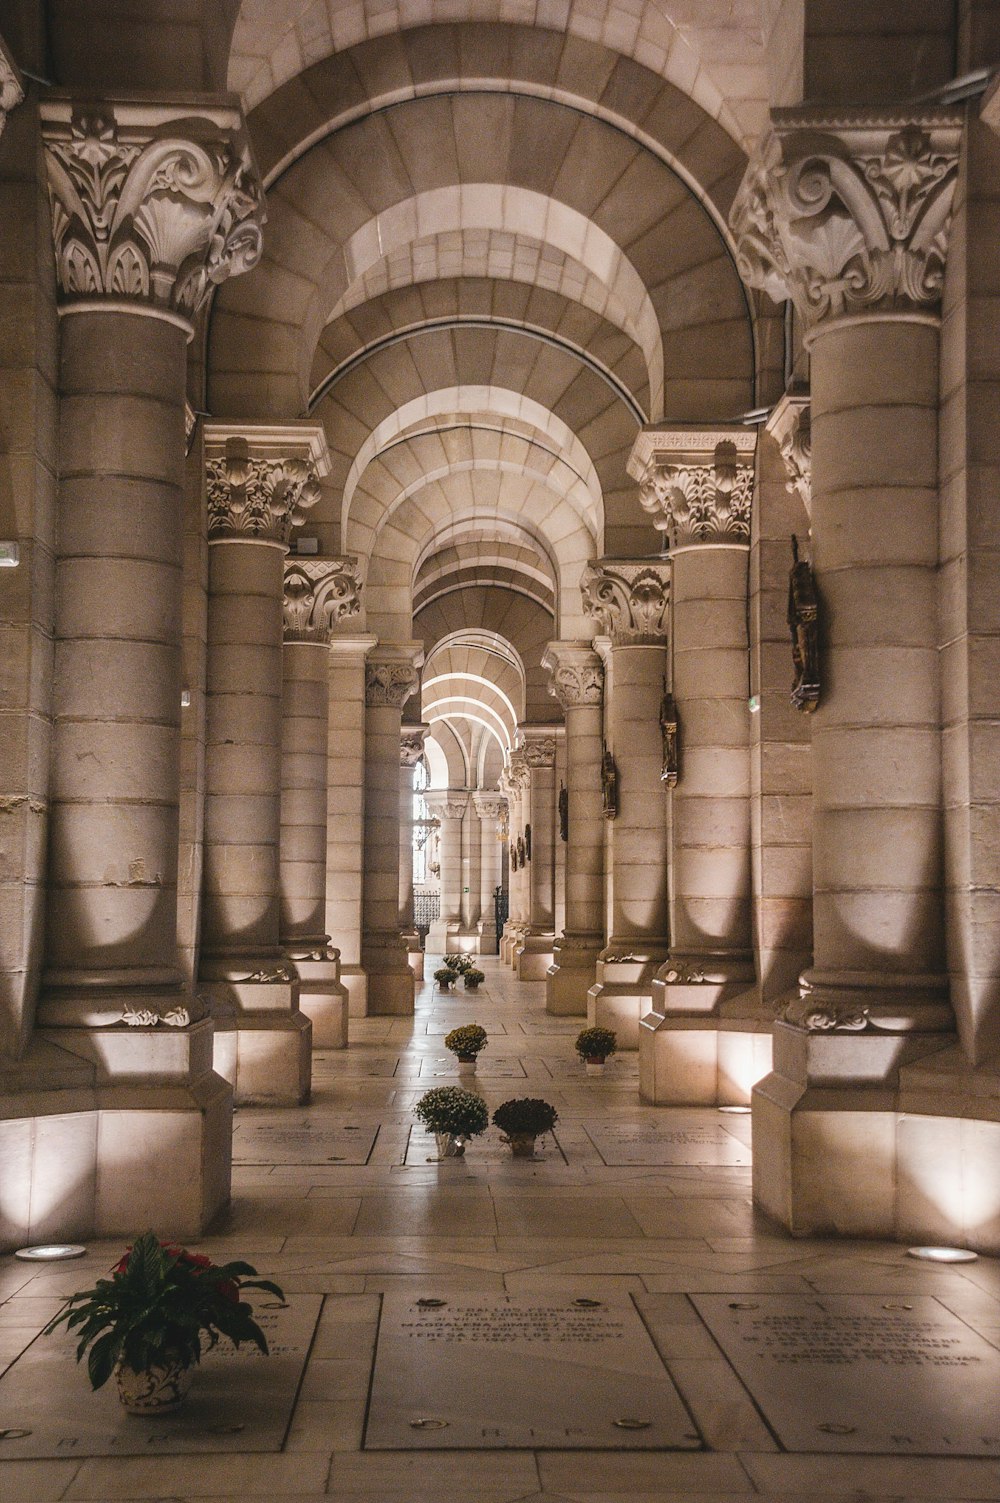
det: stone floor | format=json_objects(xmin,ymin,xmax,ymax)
[{"xmin": 3, "ymin": 954, "xmax": 1000, "ymax": 1501}]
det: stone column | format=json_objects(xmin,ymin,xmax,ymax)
[
  {"xmin": 362, "ymin": 645, "xmax": 423, "ymax": 1012},
  {"xmin": 399, "ymin": 724, "xmax": 429, "ymax": 980},
  {"xmin": 514, "ymin": 730, "xmax": 558, "ymax": 980},
  {"xmin": 581, "ymin": 560, "xmax": 672, "ymax": 1046},
  {"xmin": 474, "ymin": 793, "xmax": 505, "ymax": 954},
  {"xmin": 501, "ymin": 750, "xmax": 529, "ymax": 965},
  {"xmin": 425, "ymin": 789, "xmax": 469, "ymax": 954},
  {"xmin": 280, "ymin": 558, "xmax": 361, "ymax": 1048},
  {"xmin": 731, "ymin": 106, "xmax": 961, "ymax": 1236},
  {"xmin": 199, "ymin": 423, "xmax": 328, "ymax": 1103},
  {"xmin": 629, "ymin": 427, "xmax": 768, "ymax": 1104},
  {"xmin": 326, "ymin": 635, "xmax": 377, "ymax": 1016},
  {"xmin": 542, "ymin": 644, "xmax": 606, "ymax": 1014},
  {"xmin": 33, "ymin": 95, "xmax": 263, "ymax": 1237}
]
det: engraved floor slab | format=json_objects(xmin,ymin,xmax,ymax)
[
  {"xmin": 403, "ymin": 1127, "xmax": 567, "ymax": 1166},
  {"xmin": 419, "ymin": 1056, "xmax": 527, "ymax": 1078},
  {"xmin": 365, "ymin": 1292, "xmax": 700, "ymax": 1449},
  {"xmin": 692, "ymin": 1293, "xmax": 1000, "ymax": 1455},
  {"xmin": 0, "ymin": 1296, "xmax": 322, "ymax": 1457},
  {"xmin": 232, "ymin": 1121, "xmax": 379, "ymax": 1164},
  {"xmin": 584, "ymin": 1123, "xmax": 750, "ymax": 1166},
  {"xmin": 543, "ymin": 1057, "xmax": 639, "ymax": 1080}
]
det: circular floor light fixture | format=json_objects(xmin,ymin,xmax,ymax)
[
  {"xmin": 906, "ymin": 1246, "xmax": 979, "ymax": 1264},
  {"xmin": 14, "ymin": 1243, "xmax": 87, "ymax": 1261},
  {"xmin": 718, "ymin": 1105, "xmax": 751, "ymax": 1115}
]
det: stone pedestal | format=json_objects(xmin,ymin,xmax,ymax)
[
  {"xmin": 629, "ymin": 429, "xmax": 766, "ymax": 1103},
  {"xmin": 543, "ymin": 644, "xmax": 605, "ymax": 1015},
  {"xmin": 731, "ymin": 106, "xmax": 962, "ymax": 1234},
  {"xmin": 582, "ymin": 562, "xmax": 672, "ymax": 1047},
  {"xmin": 279, "ymin": 558, "xmax": 361, "ymax": 1047},
  {"xmin": 362, "ymin": 646, "xmax": 423, "ymax": 1013},
  {"xmin": 200, "ymin": 424, "xmax": 330, "ymax": 1100},
  {"xmin": 24, "ymin": 96, "xmax": 265, "ymax": 1240},
  {"xmin": 515, "ymin": 730, "xmax": 557, "ymax": 980}
]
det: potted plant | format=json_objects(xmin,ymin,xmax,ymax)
[
  {"xmin": 444, "ymin": 1022, "xmax": 488, "ymax": 1074},
  {"xmin": 434, "ymin": 965, "xmax": 459, "ymax": 991},
  {"xmin": 414, "ymin": 1085, "xmax": 489, "ymax": 1158},
  {"xmin": 43, "ymin": 1231, "xmax": 285, "ymax": 1415},
  {"xmin": 492, "ymin": 1097, "xmax": 559, "ymax": 1157},
  {"xmin": 444, "ymin": 953, "xmax": 474, "ymax": 975},
  {"xmin": 575, "ymin": 1025, "xmax": 618, "ymax": 1076},
  {"xmin": 463, "ymin": 967, "xmax": 485, "ymax": 992}
]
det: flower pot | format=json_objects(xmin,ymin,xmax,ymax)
[
  {"xmin": 584, "ymin": 1058, "xmax": 606, "ymax": 1076},
  {"xmin": 507, "ymin": 1132, "xmax": 537, "ymax": 1158},
  {"xmin": 435, "ymin": 1131, "xmax": 468, "ymax": 1158},
  {"xmin": 114, "ymin": 1354, "xmax": 194, "ymax": 1415},
  {"xmin": 464, "ymin": 982, "xmax": 480, "ymax": 991},
  {"xmin": 457, "ymin": 1054, "xmax": 476, "ymax": 1076}
]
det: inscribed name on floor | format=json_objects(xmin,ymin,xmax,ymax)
[
  {"xmin": 693, "ymin": 1293, "xmax": 1000, "ymax": 1455},
  {"xmin": 365, "ymin": 1292, "xmax": 700, "ymax": 1449}
]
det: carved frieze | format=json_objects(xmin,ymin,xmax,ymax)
[
  {"xmin": 629, "ymin": 428, "xmax": 757, "ymax": 548},
  {"xmin": 473, "ymin": 793, "xmax": 506, "ymax": 821},
  {"xmin": 283, "ymin": 557, "xmax": 362, "ymax": 641},
  {"xmin": 40, "ymin": 98, "xmax": 264, "ymax": 325},
  {"xmin": 505, "ymin": 748, "xmax": 529, "ymax": 792},
  {"xmin": 581, "ymin": 559, "xmax": 671, "ymax": 645},
  {"xmin": 730, "ymin": 108, "xmax": 963, "ymax": 333}
]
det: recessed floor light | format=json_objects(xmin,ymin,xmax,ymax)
[
  {"xmin": 907, "ymin": 1246, "xmax": 978, "ymax": 1263},
  {"xmin": 14, "ymin": 1244, "xmax": 87, "ymax": 1261},
  {"xmin": 719, "ymin": 1105, "xmax": 751, "ymax": 1115}
]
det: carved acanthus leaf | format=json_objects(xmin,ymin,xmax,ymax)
[
  {"xmin": 365, "ymin": 661, "xmax": 420, "ymax": 709},
  {"xmin": 521, "ymin": 736, "xmax": 556, "ymax": 769},
  {"xmin": 766, "ymin": 395, "xmax": 812, "ymax": 516},
  {"xmin": 629, "ymin": 428, "xmax": 756, "ymax": 548},
  {"xmin": 208, "ymin": 447, "xmax": 321, "ymax": 545},
  {"xmin": 581, "ymin": 559, "xmax": 671, "ymax": 645},
  {"xmin": 549, "ymin": 663, "xmax": 603, "ymax": 708},
  {"xmin": 40, "ymin": 100, "xmax": 264, "ymax": 324},
  {"xmin": 283, "ymin": 557, "xmax": 362, "ymax": 640},
  {"xmin": 729, "ymin": 109, "xmax": 963, "ymax": 332},
  {"xmin": 400, "ymin": 726, "xmax": 429, "ymax": 767},
  {"xmin": 473, "ymin": 793, "xmax": 506, "ymax": 820}
]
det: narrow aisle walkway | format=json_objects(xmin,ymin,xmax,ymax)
[{"xmin": 3, "ymin": 955, "xmax": 1000, "ymax": 1501}]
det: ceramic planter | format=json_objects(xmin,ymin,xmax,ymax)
[
  {"xmin": 114, "ymin": 1354, "xmax": 194, "ymax": 1415},
  {"xmin": 434, "ymin": 1131, "xmax": 468, "ymax": 1158},
  {"xmin": 584, "ymin": 1058, "xmax": 606, "ymax": 1076},
  {"xmin": 456, "ymin": 1054, "xmax": 476, "ymax": 1075},
  {"xmin": 506, "ymin": 1132, "xmax": 537, "ymax": 1158}
]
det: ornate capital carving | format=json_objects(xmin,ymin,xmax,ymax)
[
  {"xmin": 204, "ymin": 423, "xmax": 329, "ymax": 546},
  {"xmin": 473, "ymin": 792, "xmax": 506, "ymax": 820},
  {"xmin": 365, "ymin": 645, "xmax": 422, "ymax": 710},
  {"xmin": 766, "ymin": 392, "xmax": 812, "ymax": 517},
  {"xmin": 628, "ymin": 427, "xmax": 756, "ymax": 548},
  {"xmin": 520, "ymin": 734, "xmax": 557, "ymax": 769},
  {"xmin": 283, "ymin": 557, "xmax": 362, "ymax": 641},
  {"xmin": 400, "ymin": 724, "xmax": 429, "ymax": 767},
  {"xmin": 0, "ymin": 39, "xmax": 24, "ymax": 142},
  {"xmin": 542, "ymin": 642, "xmax": 604, "ymax": 709},
  {"xmin": 425, "ymin": 788, "xmax": 468, "ymax": 821},
  {"xmin": 730, "ymin": 108, "xmax": 963, "ymax": 334},
  {"xmin": 40, "ymin": 96, "xmax": 264, "ymax": 328},
  {"xmin": 505, "ymin": 748, "xmax": 529, "ymax": 793},
  {"xmin": 581, "ymin": 559, "xmax": 671, "ymax": 645}
]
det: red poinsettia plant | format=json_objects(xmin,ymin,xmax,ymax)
[{"xmin": 44, "ymin": 1230, "xmax": 285, "ymax": 1390}]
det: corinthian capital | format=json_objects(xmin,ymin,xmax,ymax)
[
  {"xmin": 519, "ymin": 732, "xmax": 557, "ymax": 769},
  {"xmin": 505, "ymin": 748, "xmax": 529, "ymax": 792},
  {"xmin": 766, "ymin": 392, "xmax": 812, "ymax": 517},
  {"xmin": 283, "ymin": 557, "xmax": 362, "ymax": 641},
  {"xmin": 628, "ymin": 426, "xmax": 756, "ymax": 548},
  {"xmin": 0, "ymin": 39, "xmax": 24, "ymax": 142},
  {"xmin": 542, "ymin": 642, "xmax": 604, "ymax": 709},
  {"xmin": 581, "ymin": 559, "xmax": 671, "ymax": 645},
  {"xmin": 365, "ymin": 643, "xmax": 423, "ymax": 710},
  {"xmin": 204, "ymin": 423, "xmax": 329, "ymax": 546},
  {"xmin": 40, "ymin": 96, "xmax": 264, "ymax": 329},
  {"xmin": 473, "ymin": 792, "xmax": 506, "ymax": 821},
  {"xmin": 730, "ymin": 107, "xmax": 963, "ymax": 334}
]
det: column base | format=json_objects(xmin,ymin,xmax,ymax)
[
  {"xmin": 284, "ymin": 950, "xmax": 350, "ymax": 1049},
  {"xmin": 545, "ymin": 937, "xmax": 602, "ymax": 1014},
  {"xmin": 0, "ymin": 1036, "xmax": 232, "ymax": 1251},
  {"xmin": 503, "ymin": 923, "xmax": 528, "ymax": 968},
  {"xmin": 752, "ymin": 1018, "xmax": 969, "ymax": 1243},
  {"xmin": 587, "ymin": 948, "xmax": 669, "ymax": 1049},
  {"xmin": 401, "ymin": 933, "xmax": 425, "ymax": 982},
  {"xmin": 476, "ymin": 920, "xmax": 498, "ymax": 956},
  {"xmin": 639, "ymin": 963, "xmax": 772, "ymax": 1105},
  {"xmin": 340, "ymin": 965, "xmax": 369, "ymax": 1018},
  {"xmin": 515, "ymin": 932, "xmax": 555, "ymax": 981},
  {"xmin": 362, "ymin": 936, "xmax": 416, "ymax": 1015},
  {"xmin": 199, "ymin": 975, "xmax": 311, "ymax": 1105}
]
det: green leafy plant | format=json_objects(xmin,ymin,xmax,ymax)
[
  {"xmin": 463, "ymin": 968, "xmax": 486, "ymax": 989},
  {"xmin": 444, "ymin": 1023, "xmax": 488, "ymax": 1058},
  {"xmin": 434, "ymin": 966, "xmax": 459, "ymax": 987},
  {"xmin": 444, "ymin": 953, "xmax": 475, "ymax": 974},
  {"xmin": 413, "ymin": 1085, "xmax": 489, "ymax": 1138},
  {"xmin": 492, "ymin": 1097, "xmax": 559, "ymax": 1139},
  {"xmin": 43, "ymin": 1231, "xmax": 285, "ymax": 1391},
  {"xmin": 575, "ymin": 1026, "xmax": 618, "ymax": 1061}
]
